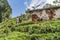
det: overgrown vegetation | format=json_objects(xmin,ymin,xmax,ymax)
[
  {"xmin": 0, "ymin": 0, "xmax": 12, "ymax": 22},
  {"xmin": 0, "ymin": 0, "xmax": 60, "ymax": 40},
  {"xmin": 0, "ymin": 18, "xmax": 60, "ymax": 40}
]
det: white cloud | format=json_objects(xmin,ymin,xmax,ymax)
[
  {"xmin": 25, "ymin": 0, "xmax": 39, "ymax": 10},
  {"xmin": 28, "ymin": 0, "xmax": 47, "ymax": 10},
  {"xmin": 24, "ymin": 0, "xmax": 56, "ymax": 10},
  {"xmin": 24, "ymin": 1, "xmax": 28, "ymax": 8},
  {"xmin": 47, "ymin": 0, "xmax": 55, "ymax": 4}
]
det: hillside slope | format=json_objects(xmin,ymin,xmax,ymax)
[{"xmin": 0, "ymin": 18, "xmax": 60, "ymax": 40}]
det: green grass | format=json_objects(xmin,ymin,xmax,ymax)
[{"xmin": 0, "ymin": 19, "xmax": 60, "ymax": 40}]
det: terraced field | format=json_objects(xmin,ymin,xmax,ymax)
[{"xmin": 0, "ymin": 19, "xmax": 60, "ymax": 40}]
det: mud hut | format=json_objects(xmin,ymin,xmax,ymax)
[{"xmin": 29, "ymin": 6, "xmax": 60, "ymax": 22}]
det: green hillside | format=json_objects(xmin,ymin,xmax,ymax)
[
  {"xmin": 0, "ymin": 18, "xmax": 60, "ymax": 40},
  {"xmin": 0, "ymin": 0, "xmax": 60, "ymax": 40}
]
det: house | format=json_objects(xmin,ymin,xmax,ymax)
[{"xmin": 29, "ymin": 6, "xmax": 60, "ymax": 22}]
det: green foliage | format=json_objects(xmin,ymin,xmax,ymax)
[
  {"xmin": 26, "ymin": 9, "xmax": 30, "ymax": 14},
  {"xmin": 0, "ymin": 0, "xmax": 12, "ymax": 22},
  {"xmin": 0, "ymin": 19, "xmax": 60, "ymax": 40}
]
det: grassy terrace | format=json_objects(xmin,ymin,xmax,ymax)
[{"xmin": 0, "ymin": 19, "xmax": 60, "ymax": 40}]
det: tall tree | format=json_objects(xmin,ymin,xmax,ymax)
[
  {"xmin": 0, "ymin": 0, "xmax": 12, "ymax": 22},
  {"xmin": 53, "ymin": 0, "xmax": 60, "ymax": 6}
]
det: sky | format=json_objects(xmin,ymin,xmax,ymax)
[
  {"xmin": 7, "ymin": 0, "xmax": 55, "ymax": 18},
  {"xmin": 7, "ymin": 0, "xmax": 31, "ymax": 18}
]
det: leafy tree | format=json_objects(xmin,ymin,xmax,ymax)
[
  {"xmin": 25, "ymin": 9, "xmax": 30, "ymax": 14},
  {"xmin": 53, "ymin": 0, "xmax": 60, "ymax": 6},
  {"xmin": 20, "ymin": 14, "xmax": 26, "ymax": 20},
  {"xmin": 0, "ymin": 0, "xmax": 12, "ymax": 22},
  {"xmin": 43, "ymin": 0, "xmax": 60, "ymax": 8}
]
